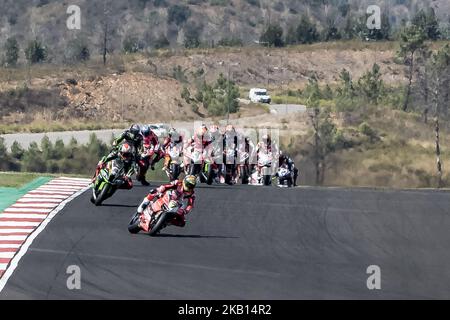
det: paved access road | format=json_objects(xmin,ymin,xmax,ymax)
[{"xmin": 1, "ymin": 184, "xmax": 450, "ymax": 299}]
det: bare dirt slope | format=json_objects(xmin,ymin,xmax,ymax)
[
  {"xmin": 146, "ymin": 43, "xmax": 404, "ymax": 88},
  {"xmin": 0, "ymin": 43, "xmax": 405, "ymax": 129}
]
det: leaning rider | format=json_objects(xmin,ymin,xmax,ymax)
[
  {"xmin": 136, "ymin": 175, "xmax": 197, "ymax": 228},
  {"xmin": 93, "ymin": 143, "xmax": 135, "ymax": 190},
  {"xmin": 112, "ymin": 124, "xmax": 143, "ymax": 160}
]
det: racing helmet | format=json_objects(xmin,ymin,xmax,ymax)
[
  {"xmin": 182, "ymin": 175, "xmax": 197, "ymax": 192},
  {"xmin": 225, "ymin": 124, "xmax": 235, "ymax": 133},
  {"xmin": 119, "ymin": 143, "xmax": 133, "ymax": 161},
  {"xmin": 141, "ymin": 125, "xmax": 151, "ymax": 137},
  {"xmin": 130, "ymin": 124, "xmax": 141, "ymax": 137}
]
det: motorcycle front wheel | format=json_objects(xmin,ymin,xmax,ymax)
[
  {"xmin": 95, "ymin": 183, "xmax": 111, "ymax": 206},
  {"xmin": 128, "ymin": 212, "xmax": 141, "ymax": 234}
]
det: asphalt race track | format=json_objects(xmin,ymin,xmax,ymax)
[{"xmin": 1, "ymin": 184, "xmax": 450, "ymax": 299}]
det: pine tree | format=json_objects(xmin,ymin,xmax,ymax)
[{"xmin": 3, "ymin": 37, "xmax": 19, "ymax": 67}]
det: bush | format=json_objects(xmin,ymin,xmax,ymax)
[
  {"xmin": 184, "ymin": 24, "xmax": 201, "ymax": 49},
  {"xmin": 172, "ymin": 65, "xmax": 188, "ymax": 83},
  {"xmin": 260, "ymin": 24, "xmax": 284, "ymax": 47},
  {"xmin": 295, "ymin": 15, "xmax": 319, "ymax": 44},
  {"xmin": 154, "ymin": 34, "xmax": 170, "ymax": 49},
  {"xmin": 168, "ymin": 5, "xmax": 191, "ymax": 25},
  {"xmin": 217, "ymin": 37, "xmax": 243, "ymax": 47},
  {"xmin": 65, "ymin": 38, "xmax": 90, "ymax": 62},
  {"xmin": 123, "ymin": 36, "xmax": 141, "ymax": 54},
  {"xmin": 181, "ymin": 86, "xmax": 191, "ymax": 103},
  {"xmin": 191, "ymin": 73, "xmax": 239, "ymax": 116},
  {"xmin": 25, "ymin": 39, "xmax": 47, "ymax": 64},
  {"xmin": 3, "ymin": 37, "xmax": 19, "ymax": 67},
  {"xmin": 356, "ymin": 63, "xmax": 384, "ymax": 105},
  {"xmin": 359, "ymin": 122, "xmax": 379, "ymax": 142}
]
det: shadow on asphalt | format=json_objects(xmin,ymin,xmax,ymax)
[
  {"xmin": 156, "ymin": 233, "xmax": 239, "ymax": 239},
  {"xmin": 101, "ymin": 203, "xmax": 137, "ymax": 208}
]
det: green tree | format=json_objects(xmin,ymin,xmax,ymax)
[
  {"xmin": 10, "ymin": 141, "xmax": 24, "ymax": 160},
  {"xmin": 40, "ymin": 136, "xmax": 53, "ymax": 161},
  {"xmin": 366, "ymin": 13, "xmax": 391, "ymax": 40},
  {"xmin": 123, "ymin": 35, "xmax": 141, "ymax": 53},
  {"xmin": 3, "ymin": 37, "xmax": 19, "ymax": 67},
  {"xmin": 184, "ymin": 24, "xmax": 201, "ymax": 49},
  {"xmin": 322, "ymin": 19, "xmax": 341, "ymax": 41},
  {"xmin": 181, "ymin": 86, "xmax": 191, "ymax": 103},
  {"xmin": 336, "ymin": 68, "xmax": 355, "ymax": 99},
  {"xmin": 412, "ymin": 8, "xmax": 440, "ymax": 40},
  {"xmin": 167, "ymin": 5, "xmax": 191, "ymax": 25},
  {"xmin": 65, "ymin": 38, "xmax": 90, "ymax": 62},
  {"xmin": 22, "ymin": 142, "xmax": 46, "ymax": 172},
  {"xmin": 53, "ymin": 139, "xmax": 66, "ymax": 160},
  {"xmin": 25, "ymin": 39, "xmax": 47, "ymax": 64},
  {"xmin": 398, "ymin": 25, "xmax": 427, "ymax": 111},
  {"xmin": 296, "ymin": 15, "xmax": 319, "ymax": 44},
  {"xmin": 260, "ymin": 24, "xmax": 284, "ymax": 47},
  {"xmin": 0, "ymin": 137, "xmax": 16, "ymax": 171},
  {"xmin": 195, "ymin": 74, "xmax": 239, "ymax": 116},
  {"xmin": 303, "ymin": 77, "xmax": 322, "ymax": 103},
  {"xmin": 154, "ymin": 34, "xmax": 170, "ymax": 49},
  {"xmin": 308, "ymin": 107, "xmax": 343, "ymax": 185},
  {"xmin": 357, "ymin": 63, "xmax": 384, "ymax": 105},
  {"xmin": 427, "ymin": 45, "xmax": 450, "ymax": 187},
  {"xmin": 322, "ymin": 84, "xmax": 333, "ymax": 100}
]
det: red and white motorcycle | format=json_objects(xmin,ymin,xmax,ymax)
[{"xmin": 128, "ymin": 190, "xmax": 183, "ymax": 236}]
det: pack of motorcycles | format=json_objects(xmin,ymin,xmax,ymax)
[{"xmin": 90, "ymin": 138, "xmax": 295, "ymax": 236}]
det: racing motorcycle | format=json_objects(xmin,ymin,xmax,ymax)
[
  {"xmin": 276, "ymin": 165, "xmax": 293, "ymax": 187},
  {"xmin": 223, "ymin": 146, "xmax": 237, "ymax": 185},
  {"xmin": 257, "ymin": 151, "xmax": 273, "ymax": 186},
  {"xmin": 128, "ymin": 190, "xmax": 182, "ymax": 236},
  {"xmin": 164, "ymin": 143, "xmax": 183, "ymax": 181},
  {"xmin": 237, "ymin": 150, "xmax": 250, "ymax": 185},
  {"xmin": 186, "ymin": 149, "xmax": 204, "ymax": 176},
  {"xmin": 136, "ymin": 146, "xmax": 152, "ymax": 181},
  {"xmin": 201, "ymin": 145, "xmax": 223, "ymax": 185},
  {"xmin": 90, "ymin": 159, "xmax": 134, "ymax": 206}
]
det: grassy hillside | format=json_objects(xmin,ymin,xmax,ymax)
[{"xmin": 0, "ymin": 0, "xmax": 448, "ymax": 64}]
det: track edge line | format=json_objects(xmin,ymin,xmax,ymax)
[{"xmin": 0, "ymin": 184, "xmax": 90, "ymax": 293}]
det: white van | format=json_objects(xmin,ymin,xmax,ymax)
[{"xmin": 248, "ymin": 88, "xmax": 271, "ymax": 104}]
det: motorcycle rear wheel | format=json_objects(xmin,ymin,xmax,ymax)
[
  {"xmin": 263, "ymin": 175, "xmax": 272, "ymax": 186},
  {"xmin": 148, "ymin": 212, "xmax": 171, "ymax": 236}
]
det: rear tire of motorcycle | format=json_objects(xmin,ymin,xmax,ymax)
[
  {"xmin": 171, "ymin": 164, "xmax": 180, "ymax": 181},
  {"xmin": 149, "ymin": 212, "xmax": 170, "ymax": 237},
  {"xmin": 189, "ymin": 163, "xmax": 201, "ymax": 176},
  {"xmin": 263, "ymin": 175, "xmax": 271, "ymax": 186},
  {"xmin": 128, "ymin": 212, "xmax": 141, "ymax": 234},
  {"xmin": 206, "ymin": 165, "xmax": 214, "ymax": 185},
  {"xmin": 241, "ymin": 166, "xmax": 249, "ymax": 185},
  {"xmin": 95, "ymin": 184, "xmax": 110, "ymax": 206}
]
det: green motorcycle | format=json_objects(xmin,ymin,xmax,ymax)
[{"xmin": 90, "ymin": 158, "xmax": 134, "ymax": 206}]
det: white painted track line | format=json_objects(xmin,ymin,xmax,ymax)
[
  {"xmin": 11, "ymin": 203, "xmax": 57, "ymax": 208},
  {"xmin": 24, "ymin": 194, "xmax": 68, "ymax": 199},
  {"xmin": 0, "ymin": 235, "xmax": 28, "ymax": 241},
  {"xmin": 0, "ymin": 252, "xmax": 15, "ymax": 259},
  {"xmin": 0, "ymin": 244, "xmax": 21, "ymax": 249},
  {"xmin": 3, "ymin": 208, "xmax": 52, "ymax": 213},
  {"xmin": 0, "ymin": 214, "xmax": 48, "ymax": 219},
  {"xmin": 16, "ymin": 198, "xmax": 61, "ymax": 203},
  {"xmin": 0, "ymin": 221, "xmax": 40, "ymax": 227},
  {"xmin": 0, "ymin": 229, "xmax": 33, "ymax": 234}
]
